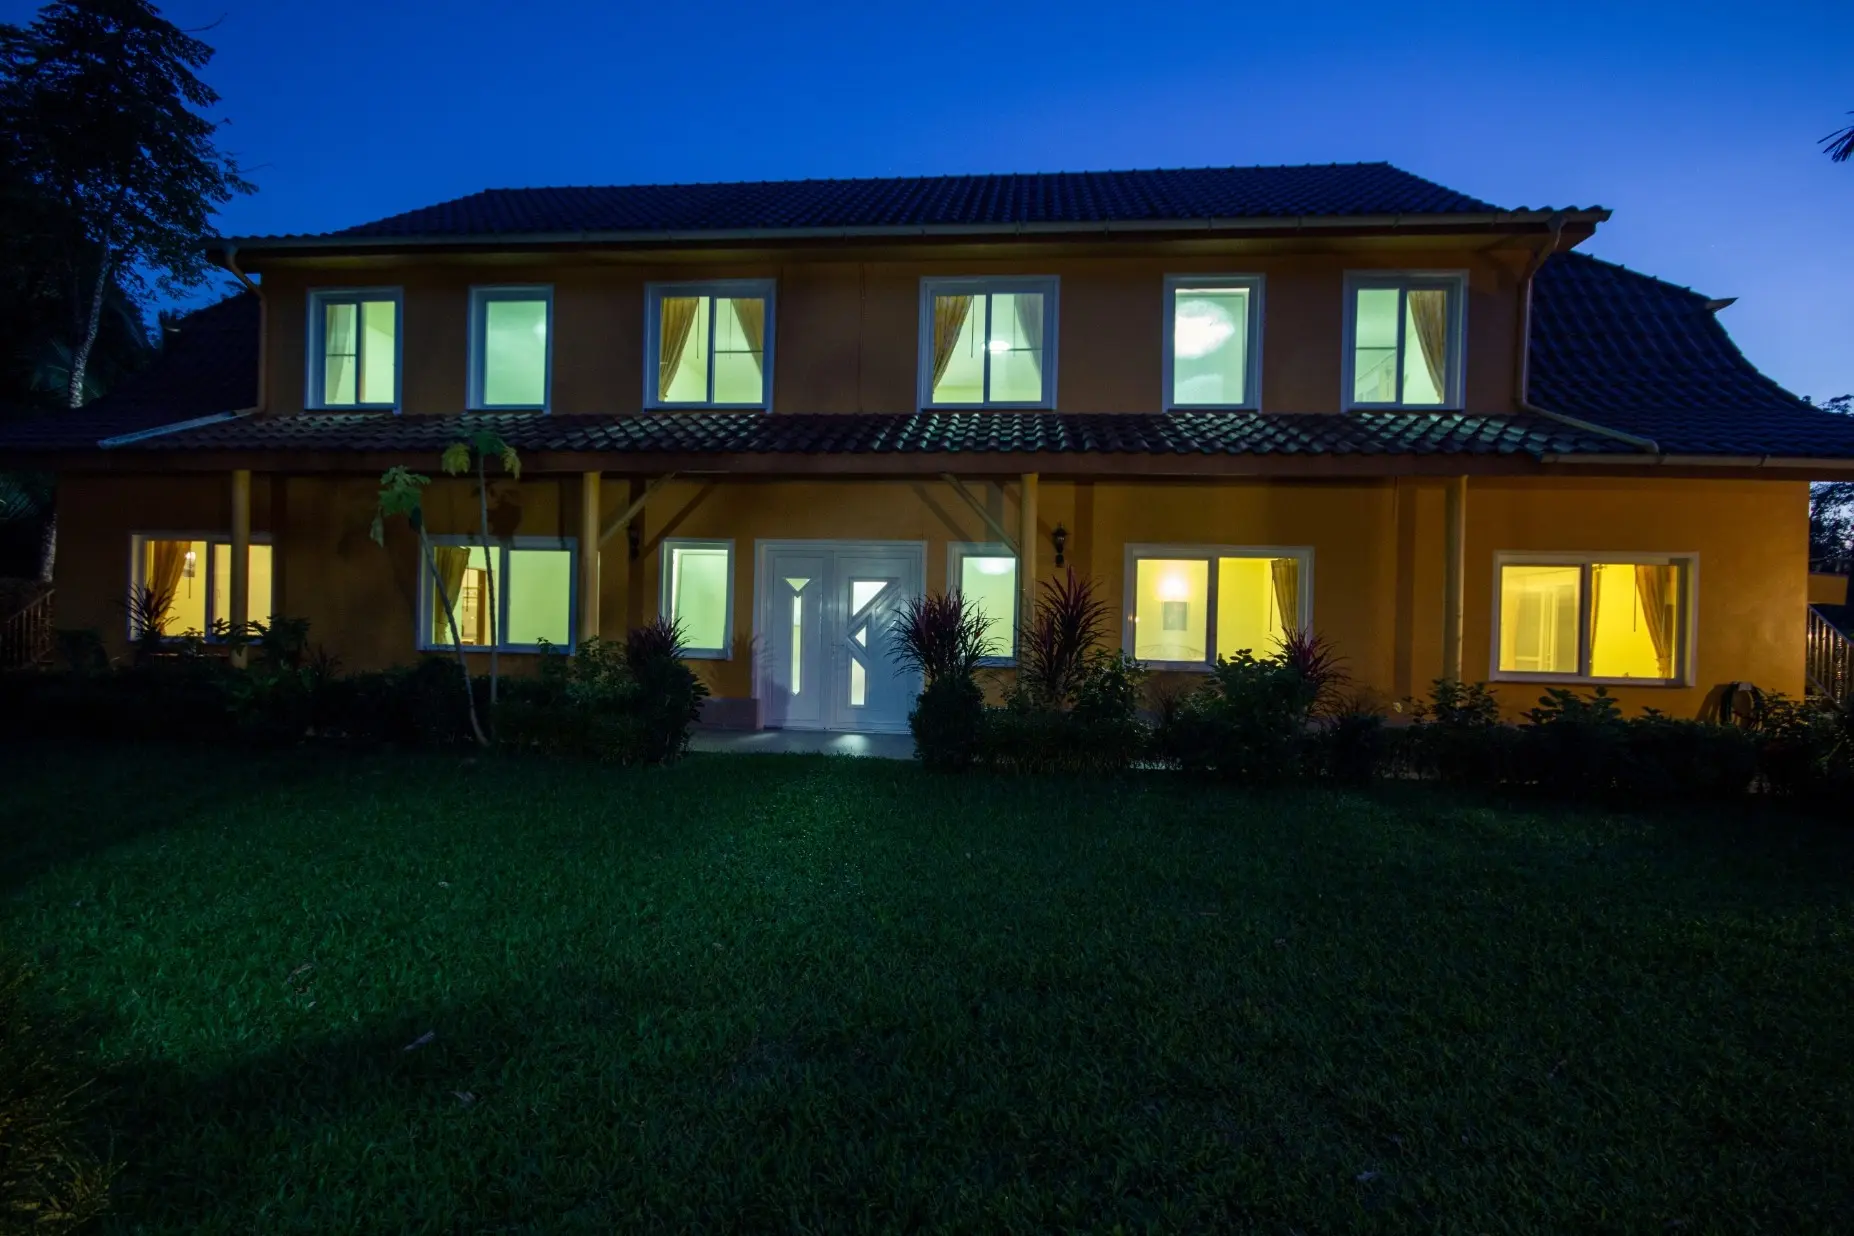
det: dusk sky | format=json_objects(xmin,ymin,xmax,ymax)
[{"xmin": 12, "ymin": 0, "xmax": 1849, "ymax": 400}]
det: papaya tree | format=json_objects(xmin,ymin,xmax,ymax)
[
  {"xmin": 441, "ymin": 430, "xmax": 520, "ymax": 708},
  {"xmin": 371, "ymin": 465, "xmax": 488, "ymax": 748}
]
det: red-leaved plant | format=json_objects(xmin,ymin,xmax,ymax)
[
  {"xmin": 1018, "ymin": 569, "xmax": 1111, "ymax": 707},
  {"xmin": 894, "ymin": 591, "xmax": 994, "ymax": 685},
  {"xmin": 1275, "ymin": 627, "xmax": 1350, "ymax": 717}
]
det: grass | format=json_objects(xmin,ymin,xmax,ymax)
[{"xmin": 3, "ymin": 746, "xmax": 1853, "ymax": 1233}]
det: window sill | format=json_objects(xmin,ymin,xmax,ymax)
[
  {"xmin": 465, "ymin": 407, "xmax": 549, "ymax": 415},
  {"xmin": 1165, "ymin": 404, "xmax": 1260, "ymax": 413},
  {"xmin": 681, "ymin": 649, "xmax": 730, "ymax": 661},
  {"xmin": 976, "ymin": 656, "xmax": 1016, "ymax": 669},
  {"xmin": 1130, "ymin": 658, "xmax": 1214, "ymax": 674},
  {"xmin": 1345, "ymin": 403, "xmax": 1464, "ymax": 414},
  {"xmin": 920, "ymin": 403, "xmax": 1056, "ymax": 413},
  {"xmin": 309, "ymin": 405, "xmax": 399, "ymax": 414},
  {"xmin": 420, "ymin": 644, "xmax": 576, "ymax": 656},
  {"xmin": 646, "ymin": 403, "xmax": 770, "ymax": 413},
  {"xmin": 1490, "ymin": 672, "xmax": 1689, "ymax": 689}
]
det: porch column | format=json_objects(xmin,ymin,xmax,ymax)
[
  {"xmin": 1442, "ymin": 475, "xmax": 1467, "ymax": 681},
  {"xmin": 229, "ymin": 468, "xmax": 251, "ymax": 668},
  {"xmin": 1019, "ymin": 473, "xmax": 1039, "ymax": 614},
  {"xmin": 579, "ymin": 471, "xmax": 601, "ymax": 646}
]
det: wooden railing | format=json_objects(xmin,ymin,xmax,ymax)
[
  {"xmin": 0, "ymin": 582, "xmax": 53, "ymax": 671},
  {"xmin": 1806, "ymin": 606, "xmax": 1853, "ymax": 703}
]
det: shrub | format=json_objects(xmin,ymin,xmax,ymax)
[
  {"xmin": 1747, "ymin": 692, "xmax": 1854, "ymax": 805},
  {"xmin": 1403, "ymin": 678, "xmax": 1515, "ymax": 787},
  {"xmin": 1618, "ymin": 711, "xmax": 1760, "ymax": 801},
  {"xmin": 909, "ymin": 674, "xmax": 985, "ymax": 772},
  {"xmin": 894, "ymin": 591, "xmax": 994, "ymax": 685},
  {"xmin": 1016, "ymin": 570, "xmax": 1111, "ymax": 707},
  {"xmin": 1312, "ymin": 697, "xmax": 1393, "ymax": 786},
  {"xmin": 1518, "ymin": 686, "xmax": 1630, "ymax": 797},
  {"xmin": 1154, "ymin": 649, "xmax": 1320, "ymax": 785},
  {"xmin": 1277, "ymin": 626, "xmax": 1351, "ymax": 718},
  {"xmin": 497, "ymin": 625, "xmax": 707, "ymax": 766},
  {"xmin": 0, "ymin": 956, "xmax": 113, "ymax": 1232},
  {"xmin": 623, "ymin": 619, "xmax": 708, "ymax": 766}
]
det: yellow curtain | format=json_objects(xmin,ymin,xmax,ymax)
[
  {"xmin": 433, "ymin": 546, "xmax": 470, "ymax": 644},
  {"xmin": 146, "ymin": 540, "xmax": 189, "ymax": 632},
  {"xmin": 1014, "ymin": 293, "xmax": 1044, "ymax": 384},
  {"xmin": 1407, "ymin": 289, "xmax": 1450, "ymax": 398},
  {"xmin": 657, "ymin": 296, "xmax": 701, "ymax": 400},
  {"xmin": 1635, "ymin": 564, "xmax": 1676, "ymax": 678},
  {"xmin": 731, "ymin": 297, "xmax": 765, "ymax": 378},
  {"xmin": 931, "ymin": 295, "xmax": 973, "ymax": 390},
  {"xmin": 1270, "ymin": 558, "xmax": 1300, "ymax": 633},
  {"xmin": 1589, "ymin": 564, "xmax": 1605, "ymax": 658}
]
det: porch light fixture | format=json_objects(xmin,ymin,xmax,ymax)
[
  {"xmin": 182, "ymin": 548, "xmax": 197, "ymax": 579},
  {"xmin": 1051, "ymin": 523, "xmax": 1068, "ymax": 568}
]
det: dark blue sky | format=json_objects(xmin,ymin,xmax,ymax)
[{"xmin": 12, "ymin": 0, "xmax": 1849, "ymax": 398}]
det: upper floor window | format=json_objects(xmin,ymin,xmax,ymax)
[
  {"xmin": 1344, "ymin": 273, "xmax": 1465, "ymax": 409},
  {"xmin": 307, "ymin": 289, "xmax": 399, "ymax": 410},
  {"xmin": 919, "ymin": 277, "xmax": 1057, "ymax": 409},
  {"xmin": 1165, "ymin": 275, "xmax": 1262, "ymax": 409},
  {"xmin": 469, "ymin": 286, "xmax": 552, "ymax": 411},
  {"xmin": 648, "ymin": 281, "xmax": 773, "ymax": 409},
  {"xmin": 1494, "ymin": 553, "xmax": 1693, "ymax": 685}
]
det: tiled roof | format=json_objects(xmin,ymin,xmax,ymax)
[
  {"xmin": 0, "ymin": 293, "xmax": 258, "ymax": 450},
  {"xmin": 1528, "ymin": 252, "xmax": 1854, "ymax": 456},
  {"xmin": 262, "ymin": 163, "xmax": 1516, "ymax": 242},
  {"xmin": 108, "ymin": 409, "xmax": 1610, "ymax": 459}
]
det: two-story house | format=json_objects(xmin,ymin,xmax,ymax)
[{"xmin": 6, "ymin": 162, "xmax": 1853, "ymax": 732}]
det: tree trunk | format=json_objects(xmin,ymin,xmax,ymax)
[
  {"xmin": 36, "ymin": 509, "xmax": 55, "ymax": 583},
  {"xmin": 67, "ymin": 252, "xmax": 111, "ymax": 410},
  {"xmin": 420, "ymin": 526, "xmax": 490, "ymax": 748},
  {"xmin": 477, "ymin": 458, "xmax": 500, "ymax": 709}
]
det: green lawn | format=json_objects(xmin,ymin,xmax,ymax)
[{"xmin": 3, "ymin": 747, "xmax": 1852, "ymax": 1233}]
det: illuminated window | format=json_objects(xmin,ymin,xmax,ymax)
[
  {"xmin": 660, "ymin": 539, "xmax": 733, "ymax": 659},
  {"xmin": 1165, "ymin": 276, "xmax": 1262, "ymax": 409},
  {"xmin": 1494, "ymin": 555, "xmax": 1691, "ymax": 682},
  {"xmin": 469, "ymin": 286, "xmax": 552, "ymax": 410},
  {"xmin": 920, "ymin": 277, "xmax": 1057, "ymax": 408},
  {"xmin": 647, "ymin": 281, "xmax": 774, "ymax": 408},
  {"xmin": 1344, "ymin": 274, "xmax": 1464, "ymax": 408},
  {"xmin": 307, "ymin": 289, "xmax": 399, "ymax": 409},
  {"xmin": 1124, "ymin": 545, "xmax": 1310, "ymax": 668},
  {"xmin": 130, "ymin": 534, "xmax": 274, "ymax": 639},
  {"xmin": 423, "ymin": 537, "xmax": 574, "ymax": 651},
  {"xmin": 948, "ymin": 543, "xmax": 1018, "ymax": 662}
]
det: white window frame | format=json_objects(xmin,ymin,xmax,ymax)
[
  {"xmin": 1163, "ymin": 274, "xmax": 1265, "ymax": 411},
  {"xmin": 917, "ymin": 276, "xmax": 1059, "ymax": 410},
  {"xmin": 659, "ymin": 537, "xmax": 734, "ymax": 661},
  {"xmin": 947, "ymin": 541, "xmax": 1019, "ymax": 666},
  {"xmin": 1490, "ymin": 551, "xmax": 1698, "ymax": 687},
  {"xmin": 305, "ymin": 288, "xmax": 403, "ymax": 411},
  {"xmin": 643, "ymin": 280, "xmax": 776, "ymax": 411},
  {"xmin": 417, "ymin": 534, "xmax": 578, "ymax": 654},
  {"xmin": 1341, "ymin": 271, "xmax": 1467, "ymax": 410},
  {"xmin": 467, "ymin": 285, "xmax": 554, "ymax": 412},
  {"xmin": 127, "ymin": 531, "xmax": 277, "ymax": 642},
  {"xmin": 1121, "ymin": 543, "xmax": 1315, "ymax": 672}
]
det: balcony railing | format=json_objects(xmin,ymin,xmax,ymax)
[
  {"xmin": 0, "ymin": 582, "xmax": 53, "ymax": 671},
  {"xmin": 1806, "ymin": 606, "xmax": 1853, "ymax": 703}
]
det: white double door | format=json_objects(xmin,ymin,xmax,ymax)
[{"xmin": 756, "ymin": 540, "xmax": 924, "ymax": 733}]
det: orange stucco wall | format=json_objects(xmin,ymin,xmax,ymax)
[
  {"xmin": 54, "ymin": 471, "xmax": 1807, "ymax": 721},
  {"xmin": 255, "ymin": 245, "xmax": 1529, "ymax": 418}
]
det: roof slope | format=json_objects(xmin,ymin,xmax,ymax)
[
  {"xmin": 104, "ymin": 409, "xmax": 1609, "ymax": 459},
  {"xmin": 293, "ymin": 163, "xmax": 1508, "ymax": 241},
  {"xmin": 0, "ymin": 292, "xmax": 257, "ymax": 450},
  {"xmin": 1528, "ymin": 252, "xmax": 1854, "ymax": 456}
]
